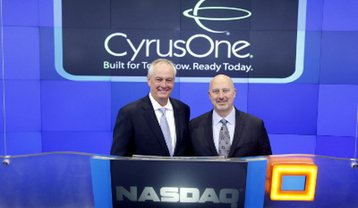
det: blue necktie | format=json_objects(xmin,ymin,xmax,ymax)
[
  {"xmin": 159, "ymin": 108, "xmax": 173, "ymax": 156},
  {"xmin": 219, "ymin": 119, "xmax": 231, "ymax": 157}
]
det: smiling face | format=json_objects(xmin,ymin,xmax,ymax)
[
  {"xmin": 147, "ymin": 60, "xmax": 176, "ymax": 106},
  {"xmin": 208, "ymin": 74, "xmax": 236, "ymax": 117}
]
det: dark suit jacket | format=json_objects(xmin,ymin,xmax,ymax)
[
  {"xmin": 189, "ymin": 109, "xmax": 272, "ymax": 157},
  {"xmin": 111, "ymin": 95, "xmax": 192, "ymax": 156}
]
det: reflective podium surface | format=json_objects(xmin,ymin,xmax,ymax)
[{"xmin": 0, "ymin": 152, "xmax": 357, "ymax": 208}]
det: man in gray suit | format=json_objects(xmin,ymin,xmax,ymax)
[
  {"xmin": 190, "ymin": 74, "xmax": 272, "ymax": 158},
  {"xmin": 111, "ymin": 58, "xmax": 191, "ymax": 157}
]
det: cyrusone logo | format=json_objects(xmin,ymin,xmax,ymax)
[
  {"xmin": 54, "ymin": 0, "xmax": 307, "ymax": 83},
  {"xmin": 183, "ymin": 0, "xmax": 252, "ymax": 34}
]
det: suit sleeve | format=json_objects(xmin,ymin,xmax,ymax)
[
  {"xmin": 258, "ymin": 121, "xmax": 272, "ymax": 155},
  {"xmin": 182, "ymin": 104, "xmax": 193, "ymax": 156},
  {"xmin": 174, "ymin": 101, "xmax": 193, "ymax": 156},
  {"xmin": 110, "ymin": 107, "xmax": 134, "ymax": 156}
]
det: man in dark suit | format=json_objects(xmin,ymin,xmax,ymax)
[
  {"xmin": 190, "ymin": 74, "xmax": 272, "ymax": 158},
  {"xmin": 111, "ymin": 58, "xmax": 191, "ymax": 157}
]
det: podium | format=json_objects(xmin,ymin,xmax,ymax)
[{"xmin": 1, "ymin": 152, "xmax": 358, "ymax": 207}]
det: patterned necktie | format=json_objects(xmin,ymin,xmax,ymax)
[
  {"xmin": 159, "ymin": 108, "xmax": 173, "ymax": 156},
  {"xmin": 219, "ymin": 119, "xmax": 231, "ymax": 157}
]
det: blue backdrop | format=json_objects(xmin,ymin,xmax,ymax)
[{"xmin": 1, "ymin": 0, "xmax": 357, "ymax": 158}]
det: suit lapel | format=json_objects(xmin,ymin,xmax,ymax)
[
  {"xmin": 229, "ymin": 109, "xmax": 245, "ymax": 157},
  {"xmin": 207, "ymin": 111, "xmax": 219, "ymax": 155},
  {"xmin": 172, "ymin": 99, "xmax": 183, "ymax": 152},
  {"xmin": 141, "ymin": 96, "xmax": 169, "ymax": 153}
]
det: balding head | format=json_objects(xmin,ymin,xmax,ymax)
[{"xmin": 209, "ymin": 74, "xmax": 234, "ymax": 90}]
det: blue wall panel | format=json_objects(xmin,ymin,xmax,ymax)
[
  {"xmin": 269, "ymin": 134, "xmax": 316, "ymax": 154},
  {"xmin": 39, "ymin": 0, "xmax": 54, "ymax": 27},
  {"xmin": 41, "ymin": 81, "xmax": 111, "ymax": 131},
  {"xmin": 317, "ymin": 84, "xmax": 358, "ymax": 137},
  {"xmin": 3, "ymin": 0, "xmax": 39, "ymax": 26},
  {"xmin": 4, "ymin": 26, "xmax": 40, "ymax": 79},
  {"xmin": 6, "ymin": 132, "xmax": 42, "ymax": 155},
  {"xmin": 5, "ymin": 81, "xmax": 41, "ymax": 132},
  {"xmin": 247, "ymin": 84, "xmax": 319, "ymax": 135},
  {"xmin": 322, "ymin": 0, "xmax": 358, "ymax": 31},
  {"xmin": 0, "ymin": 0, "xmax": 357, "ymax": 158},
  {"xmin": 42, "ymin": 131, "xmax": 112, "ymax": 154},
  {"xmin": 320, "ymin": 32, "xmax": 358, "ymax": 84},
  {"xmin": 305, "ymin": 0, "xmax": 324, "ymax": 31},
  {"xmin": 298, "ymin": 31, "xmax": 321, "ymax": 84},
  {"xmin": 316, "ymin": 135, "xmax": 356, "ymax": 158}
]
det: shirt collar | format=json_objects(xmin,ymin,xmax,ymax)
[
  {"xmin": 213, "ymin": 107, "xmax": 235, "ymax": 125},
  {"xmin": 149, "ymin": 93, "xmax": 173, "ymax": 111}
]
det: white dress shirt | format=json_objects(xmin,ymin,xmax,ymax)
[
  {"xmin": 149, "ymin": 93, "xmax": 177, "ymax": 151},
  {"xmin": 212, "ymin": 108, "xmax": 236, "ymax": 153}
]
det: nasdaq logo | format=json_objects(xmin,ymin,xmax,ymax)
[{"xmin": 116, "ymin": 186, "xmax": 240, "ymax": 208}]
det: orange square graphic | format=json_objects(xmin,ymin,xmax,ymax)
[{"xmin": 270, "ymin": 163, "xmax": 318, "ymax": 201}]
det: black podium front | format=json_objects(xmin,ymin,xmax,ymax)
[{"xmin": 106, "ymin": 157, "xmax": 265, "ymax": 208}]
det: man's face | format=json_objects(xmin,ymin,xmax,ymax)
[
  {"xmin": 208, "ymin": 75, "xmax": 236, "ymax": 115},
  {"xmin": 147, "ymin": 62, "xmax": 175, "ymax": 105}
]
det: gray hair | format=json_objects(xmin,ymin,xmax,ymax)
[{"xmin": 147, "ymin": 58, "xmax": 177, "ymax": 77}]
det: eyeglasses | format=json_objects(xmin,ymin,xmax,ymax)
[{"xmin": 210, "ymin": 88, "xmax": 232, "ymax": 95}]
